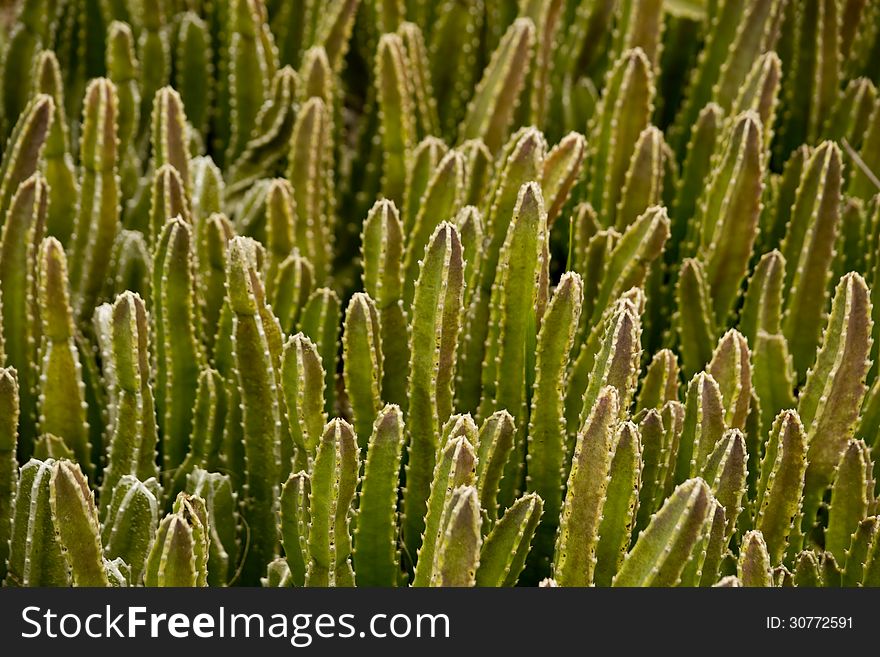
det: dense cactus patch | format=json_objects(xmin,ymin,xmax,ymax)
[{"xmin": 0, "ymin": 0, "xmax": 879, "ymax": 587}]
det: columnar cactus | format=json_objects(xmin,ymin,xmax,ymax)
[{"xmin": 0, "ymin": 0, "xmax": 877, "ymax": 590}]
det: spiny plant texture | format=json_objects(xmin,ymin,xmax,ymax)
[{"xmin": 0, "ymin": 0, "xmax": 879, "ymax": 588}]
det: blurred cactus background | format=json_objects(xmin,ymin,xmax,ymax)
[{"xmin": 0, "ymin": 0, "xmax": 879, "ymax": 588}]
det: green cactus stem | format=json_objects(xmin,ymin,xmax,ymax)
[
  {"xmin": 306, "ymin": 419, "xmax": 359, "ymax": 587},
  {"xmin": 69, "ymin": 78, "xmax": 120, "ymax": 322},
  {"xmin": 281, "ymin": 333, "xmax": 327, "ymax": 471},
  {"xmin": 479, "ymin": 182, "xmax": 548, "ymax": 509},
  {"xmin": 412, "ymin": 433, "xmax": 476, "ymax": 586},
  {"xmin": 31, "ymin": 51, "xmax": 77, "ymax": 247},
  {"xmin": 755, "ymin": 410, "xmax": 807, "ymax": 565},
  {"xmin": 459, "ymin": 18, "xmax": 535, "ymax": 153},
  {"xmin": 476, "ymin": 492, "xmax": 543, "ymax": 586},
  {"xmin": 36, "ymin": 237, "xmax": 91, "ymax": 473},
  {"xmin": 361, "ymin": 199, "xmax": 409, "ymax": 409},
  {"xmin": 0, "ymin": 368, "xmax": 18, "ymax": 580},
  {"xmin": 0, "ymin": 174, "xmax": 47, "ymax": 455},
  {"xmin": 825, "ymin": 440, "xmax": 871, "ymax": 565},
  {"xmin": 594, "ymin": 421, "xmax": 642, "ymax": 586},
  {"xmin": 342, "ymin": 293, "xmax": 384, "ymax": 452},
  {"xmin": 227, "ymin": 237, "xmax": 281, "ymax": 583},
  {"xmin": 101, "ymin": 475, "xmax": 160, "ymax": 585},
  {"xmin": 429, "ymin": 485, "xmax": 482, "ymax": 587},
  {"xmin": 525, "ymin": 272, "xmax": 582, "ymax": 579},
  {"xmin": 98, "ymin": 292, "xmax": 159, "ymax": 510},
  {"xmin": 587, "ymin": 48, "xmax": 654, "ymax": 229},
  {"xmin": 739, "ymin": 529, "xmax": 773, "ymax": 587},
  {"xmin": 153, "ymin": 218, "xmax": 204, "ymax": 479},
  {"xmin": 354, "ymin": 404, "xmax": 405, "ymax": 587},
  {"xmin": 6, "ymin": 458, "xmax": 69, "ymax": 586},
  {"xmin": 50, "ymin": 460, "xmax": 109, "ymax": 586},
  {"xmin": 476, "ymin": 410, "xmax": 516, "ymax": 524},
  {"xmin": 554, "ymin": 386, "xmax": 619, "ymax": 586},
  {"xmin": 781, "ymin": 141, "xmax": 844, "ymax": 380},
  {"xmin": 187, "ymin": 468, "xmax": 240, "ymax": 586},
  {"xmin": 403, "ymin": 222, "xmax": 464, "ymax": 564},
  {"xmin": 144, "ymin": 492, "xmax": 209, "ymax": 587},
  {"xmin": 798, "ymin": 272, "xmax": 872, "ymax": 541},
  {"xmin": 613, "ymin": 478, "xmax": 713, "ymax": 586},
  {"xmin": 279, "ymin": 470, "xmax": 310, "ymax": 587}
]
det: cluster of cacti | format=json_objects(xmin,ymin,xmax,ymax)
[{"xmin": 0, "ymin": 0, "xmax": 878, "ymax": 589}]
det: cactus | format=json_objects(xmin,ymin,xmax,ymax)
[
  {"xmin": 98, "ymin": 292, "xmax": 159, "ymax": 508},
  {"xmin": 6, "ymin": 458, "xmax": 68, "ymax": 586},
  {"xmin": 0, "ymin": 94, "xmax": 53, "ymax": 226},
  {"xmin": 594, "ymin": 421, "xmax": 642, "ymax": 586},
  {"xmin": 186, "ymin": 468, "xmax": 240, "ymax": 586},
  {"xmin": 175, "ymin": 13, "xmax": 213, "ymax": 138},
  {"xmin": 843, "ymin": 516, "xmax": 878, "ymax": 587},
  {"xmin": 281, "ymin": 333, "xmax": 327, "ymax": 471},
  {"xmin": 227, "ymin": 237, "xmax": 281, "ymax": 582},
  {"xmin": 36, "ymin": 238, "xmax": 91, "ymax": 472},
  {"xmin": 228, "ymin": 68, "xmax": 299, "ymax": 194},
  {"xmin": 525, "ymin": 272, "xmax": 581, "ymax": 579},
  {"xmin": 554, "ymin": 386, "xmax": 619, "ymax": 586},
  {"xmin": 360, "ymin": 199, "xmax": 408, "ymax": 408},
  {"xmin": 69, "ymin": 78, "xmax": 119, "ymax": 321},
  {"xmin": 402, "ymin": 149, "xmax": 465, "ymax": 307},
  {"xmin": 476, "ymin": 491, "xmax": 542, "ymax": 587},
  {"xmin": 403, "ymin": 222, "xmax": 464, "ymax": 564},
  {"xmin": 287, "ymin": 97, "xmax": 333, "ymax": 283},
  {"xmin": 227, "ymin": 0, "xmax": 276, "ymax": 164},
  {"xmin": 674, "ymin": 371, "xmax": 725, "ymax": 484},
  {"xmin": 50, "ymin": 460, "xmax": 109, "ymax": 586},
  {"xmin": 153, "ymin": 218, "xmax": 203, "ymax": 478},
  {"xmin": 755, "ymin": 410, "xmax": 807, "ymax": 564},
  {"xmin": 825, "ymin": 440, "xmax": 871, "ymax": 565},
  {"xmin": 306, "ymin": 419, "xmax": 359, "ymax": 587},
  {"xmin": 101, "ymin": 475, "xmax": 160, "ymax": 585},
  {"xmin": 695, "ymin": 112, "xmax": 764, "ymax": 323},
  {"xmin": 707, "ymin": 330, "xmax": 752, "ymax": 431},
  {"xmin": 412, "ymin": 432, "xmax": 476, "ymax": 586},
  {"xmin": 0, "ymin": 0, "xmax": 877, "ymax": 590},
  {"xmin": 105, "ymin": 21, "xmax": 140, "ymax": 200},
  {"xmin": 457, "ymin": 128, "xmax": 544, "ymax": 413},
  {"xmin": 475, "ymin": 410, "xmax": 516, "ymax": 524},
  {"xmin": 671, "ymin": 0, "xmax": 781, "ymax": 152},
  {"xmin": 613, "ymin": 478, "xmax": 713, "ymax": 586},
  {"xmin": 403, "ymin": 137, "xmax": 447, "ymax": 235},
  {"xmin": 587, "ymin": 49, "xmax": 654, "ymax": 230},
  {"xmin": 739, "ymin": 530, "xmax": 773, "ymax": 587},
  {"xmin": 279, "ymin": 470, "xmax": 310, "ymax": 587},
  {"xmin": 170, "ymin": 369, "xmax": 226, "ymax": 499},
  {"xmin": 781, "ymin": 141, "xmax": 843, "ymax": 379},
  {"xmin": 798, "ymin": 273, "xmax": 872, "ymax": 542},
  {"xmin": 636, "ymin": 349, "xmax": 679, "ymax": 412},
  {"xmin": 297, "ymin": 287, "xmax": 341, "ymax": 415},
  {"xmin": 32, "ymin": 51, "xmax": 78, "ymax": 247},
  {"xmin": 0, "ymin": 174, "xmax": 47, "ymax": 454},
  {"xmin": 144, "ymin": 492, "xmax": 209, "ymax": 587},
  {"xmin": 342, "ymin": 293, "xmax": 383, "ymax": 450},
  {"xmin": 0, "ymin": 368, "xmax": 17, "ymax": 580},
  {"xmin": 740, "ymin": 250, "xmax": 795, "ymax": 435},
  {"xmin": 376, "ymin": 33, "xmax": 415, "ymax": 206},
  {"xmin": 479, "ymin": 183, "xmax": 547, "ymax": 508},
  {"xmin": 430, "ymin": 485, "xmax": 482, "ymax": 587},
  {"xmin": 459, "ymin": 18, "xmax": 534, "ymax": 153},
  {"xmin": 354, "ymin": 405, "xmax": 404, "ymax": 587},
  {"xmin": 701, "ymin": 429, "xmax": 748, "ymax": 541}
]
